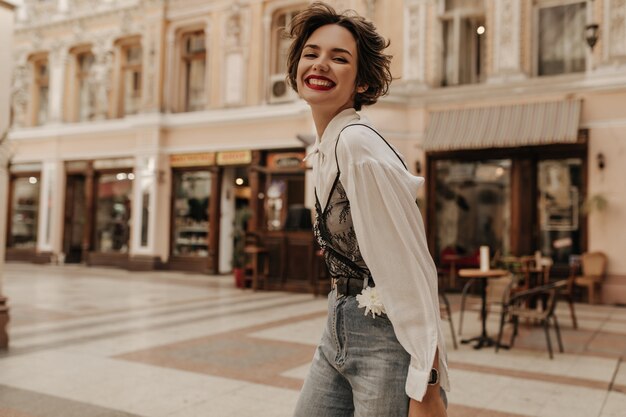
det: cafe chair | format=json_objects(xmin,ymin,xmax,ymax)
[
  {"xmin": 496, "ymin": 283, "xmax": 564, "ymax": 359},
  {"xmin": 439, "ymin": 290, "xmax": 458, "ymax": 350},
  {"xmin": 436, "ymin": 272, "xmax": 457, "ymax": 349},
  {"xmin": 243, "ymin": 232, "xmax": 269, "ymax": 291},
  {"xmin": 552, "ymin": 257, "xmax": 580, "ymax": 329},
  {"xmin": 574, "ymin": 251, "xmax": 608, "ymax": 305}
]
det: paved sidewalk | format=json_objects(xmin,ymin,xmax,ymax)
[{"xmin": 0, "ymin": 263, "xmax": 624, "ymax": 417}]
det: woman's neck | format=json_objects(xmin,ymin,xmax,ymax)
[{"xmin": 311, "ymin": 104, "xmax": 354, "ymax": 140}]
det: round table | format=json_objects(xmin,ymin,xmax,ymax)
[{"xmin": 458, "ymin": 268, "xmax": 509, "ymax": 349}]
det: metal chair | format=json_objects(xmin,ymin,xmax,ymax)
[{"xmin": 496, "ymin": 283, "xmax": 564, "ymax": 359}]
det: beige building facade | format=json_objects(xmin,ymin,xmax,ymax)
[{"xmin": 5, "ymin": 0, "xmax": 626, "ymax": 302}]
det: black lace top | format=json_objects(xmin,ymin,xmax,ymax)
[{"xmin": 314, "ymin": 178, "xmax": 373, "ymax": 283}]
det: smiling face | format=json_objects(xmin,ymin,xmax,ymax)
[{"xmin": 296, "ymin": 24, "xmax": 365, "ymax": 117}]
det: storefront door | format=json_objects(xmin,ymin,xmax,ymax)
[
  {"xmin": 537, "ymin": 158, "xmax": 584, "ymax": 266},
  {"xmin": 63, "ymin": 174, "xmax": 86, "ymax": 263}
]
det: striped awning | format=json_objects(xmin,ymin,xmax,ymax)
[{"xmin": 422, "ymin": 100, "xmax": 582, "ymax": 151}]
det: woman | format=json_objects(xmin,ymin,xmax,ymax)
[{"xmin": 288, "ymin": 3, "xmax": 449, "ymax": 417}]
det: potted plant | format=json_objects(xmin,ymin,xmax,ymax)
[{"xmin": 232, "ymin": 206, "xmax": 252, "ymax": 288}]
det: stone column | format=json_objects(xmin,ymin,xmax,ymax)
[
  {"xmin": 0, "ymin": 0, "xmax": 17, "ymax": 350},
  {"xmin": 48, "ymin": 46, "xmax": 68, "ymax": 124},
  {"xmin": 0, "ymin": 138, "xmax": 11, "ymax": 349},
  {"xmin": 36, "ymin": 160, "xmax": 65, "ymax": 258}
]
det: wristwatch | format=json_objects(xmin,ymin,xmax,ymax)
[{"xmin": 427, "ymin": 368, "xmax": 439, "ymax": 385}]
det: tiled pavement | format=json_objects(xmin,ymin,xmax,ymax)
[{"xmin": 0, "ymin": 263, "xmax": 625, "ymax": 417}]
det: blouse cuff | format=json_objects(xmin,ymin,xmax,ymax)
[{"xmin": 405, "ymin": 364, "xmax": 430, "ymax": 402}]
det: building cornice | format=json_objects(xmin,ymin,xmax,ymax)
[
  {"xmin": 8, "ymin": 102, "xmax": 311, "ymax": 142},
  {"xmin": 15, "ymin": 1, "xmax": 141, "ymax": 32},
  {"xmin": 391, "ymin": 71, "xmax": 626, "ymax": 107}
]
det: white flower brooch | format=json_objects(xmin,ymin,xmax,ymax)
[{"xmin": 356, "ymin": 287, "xmax": 387, "ymax": 318}]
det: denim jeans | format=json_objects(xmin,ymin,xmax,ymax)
[{"xmin": 294, "ymin": 290, "xmax": 446, "ymax": 417}]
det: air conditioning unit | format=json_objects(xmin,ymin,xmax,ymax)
[{"xmin": 268, "ymin": 74, "xmax": 298, "ymax": 104}]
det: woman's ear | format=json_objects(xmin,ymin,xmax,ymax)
[{"xmin": 356, "ymin": 84, "xmax": 368, "ymax": 94}]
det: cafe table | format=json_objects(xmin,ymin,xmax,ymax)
[{"xmin": 458, "ymin": 268, "xmax": 509, "ymax": 349}]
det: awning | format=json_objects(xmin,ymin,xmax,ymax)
[{"xmin": 422, "ymin": 100, "xmax": 582, "ymax": 152}]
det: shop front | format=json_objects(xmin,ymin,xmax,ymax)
[
  {"xmin": 424, "ymin": 100, "xmax": 587, "ymax": 285},
  {"xmin": 60, "ymin": 158, "xmax": 135, "ymax": 268},
  {"xmin": 250, "ymin": 149, "xmax": 325, "ymax": 293},
  {"xmin": 168, "ymin": 152, "xmax": 222, "ymax": 273}
]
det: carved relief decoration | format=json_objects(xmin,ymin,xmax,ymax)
[
  {"xmin": 609, "ymin": 0, "xmax": 626, "ymax": 57},
  {"xmin": 90, "ymin": 38, "xmax": 116, "ymax": 120},
  {"xmin": 223, "ymin": 3, "xmax": 250, "ymax": 106},
  {"xmin": 404, "ymin": 4, "xmax": 425, "ymax": 81},
  {"xmin": 11, "ymin": 64, "xmax": 30, "ymax": 128},
  {"xmin": 493, "ymin": 0, "xmax": 521, "ymax": 74}
]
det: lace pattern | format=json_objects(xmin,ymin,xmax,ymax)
[{"xmin": 314, "ymin": 179, "xmax": 372, "ymax": 282}]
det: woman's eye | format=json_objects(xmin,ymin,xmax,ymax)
[
  {"xmin": 303, "ymin": 53, "xmax": 317, "ymax": 58},
  {"xmin": 334, "ymin": 57, "xmax": 348, "ymax": 63}
]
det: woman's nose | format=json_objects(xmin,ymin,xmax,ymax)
[{"xmin": 312, "ymin": 60, "xmax": 329, "ymax": 72}]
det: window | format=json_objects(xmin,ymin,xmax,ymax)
[
  {"xmin": 440, "ymin": 1, "xmax": 486, "ymax": 86},
  {"xmin": 172, "ymin": 170, "xmax": 211, "ymax": 257},
  {"xmin": 121, "ymin": 42, "xmax": 142, "ymax": 115},
  {"xmin": 271, "ymin": 8, "xmax": 301, "ymax": 76},
  {"xmin": 32, "ymin": 57, "xmax": 49, "ymax": 126},
  {"xmin": 94, "ymin": 172, "xmax": 133, "ymax": 253},
  {"xmin": 268, "ymin": 7, "xmax": 303, "ymax": 102},
  {"xmin": 181, "ymin": 30, "xmax": 206, "ymax": 112},
  {"xmin": 8, "ymin": 175, "xmax": 41, "ymax": 249},
  {"xmin": 76, "ymin": 51, "xmax": 95, "ymax": 121},
  {"xmin": 537, "ymin": 2, "xmax": 586, "ymax": 76},
  {"xmin": 434, "ymin": 159, "xmax": 512, "ymax": 263}
]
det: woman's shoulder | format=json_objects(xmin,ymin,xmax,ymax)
[
  {"xmin": 337, "ymin": 123, "xmax": 386, "ymax": 160},
  {"xmin": 337, "ymin": 123, "xmax": 405, "ymax": 167}
]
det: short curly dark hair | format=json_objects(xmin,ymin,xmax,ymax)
[{"xmin": 286, "ymin": 2, "xmax": 392, "ymax": 111}]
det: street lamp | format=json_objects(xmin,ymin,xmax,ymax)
[{"xmin": 585, "ymin": 23, "xmax": 599, "ymax": 50}]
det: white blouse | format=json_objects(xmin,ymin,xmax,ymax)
[{"xmin": 308, "ymin": 108, "xmax": 450, "ymax": 402}]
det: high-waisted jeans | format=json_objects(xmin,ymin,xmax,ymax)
[{"xmin": 293, "ymin": 290, "xmax": 446, "ymax": 417}]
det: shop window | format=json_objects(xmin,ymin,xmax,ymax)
[
  {"xmin": 94, "ymin": 172, "xmax": 133, "ymax": 253},
  {"xmin": 441, "ymin": 1, "xmax": 486, "ymax": 86},
  {"xmin": 120, "ymin": 41, "xmax": 142, "ymax": 115},
  {"xmin": 181, "ymin": 30, "xmax": 206, "ymax": 112},
  {"xmin": 537, "ymin": 159, "xmax": 583, "ymax": 265},
  {"xmin": 268, "ymin": 6, "xmax": 303, "ymax": 103},
  {"xmin": 76, "ymin": 51, "xmax": 95, "ymax": 121},
  {"xmin": 172, "ymin": 170, "xmax": 211, "ymax": 257},
  {"xmin": 536, "ymin": 1, "xmax": 586, "ymax": 76},
  {"xmin": 32, "ymin": 56, "xmax": 49, "ymax": 126},
  {"xmin": 434, "ymin": 159, "xmax": 511, "ymax": 262},
  {"xmin": 8, "ymin": 176, "xmax": 40, "ymax": 249}
]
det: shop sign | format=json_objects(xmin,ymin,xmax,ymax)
[
  {"xmin": 216, "ymin": 150, "xmax": 252, "ymax": 165},
  {"xmin": 9, "ymin": 162, "xmax": 42, "ymax": 173},
  {"xmin": 267, "ymin": 152, "xmax": 306, "ymax": 170},
  {"xmin": 170, "ymin": 153, "xmax": 216, "ymax": 167},
  {"xmin": 94, "ymin": 158, "xmax": 135, "ymax": 170}
]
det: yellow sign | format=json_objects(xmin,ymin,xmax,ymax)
[
  {"xmin": 170, "ymin": 153, "xmax": 216, "ymax": 167},
  {"xmin": 217, "ymin": 150, "xmax": 252, "ymax": 165}
]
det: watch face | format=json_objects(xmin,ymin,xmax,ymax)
[{"xmin": 428, "ymin": 368, "xmax": 439, "ymax": 385}]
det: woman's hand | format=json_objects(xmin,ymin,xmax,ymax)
[{"xmin": 408, "ymin": 389, "xmax": 447, "ymax": 417}]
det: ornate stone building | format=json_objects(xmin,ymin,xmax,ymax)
[{"xmin": 5, "ymin": 0, "xmax": 626, "ymax": 302}]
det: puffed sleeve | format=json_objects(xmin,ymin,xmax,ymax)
[{"xmin": 336, "ymin": 127, "xmax": 443, "ymax": 401}]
